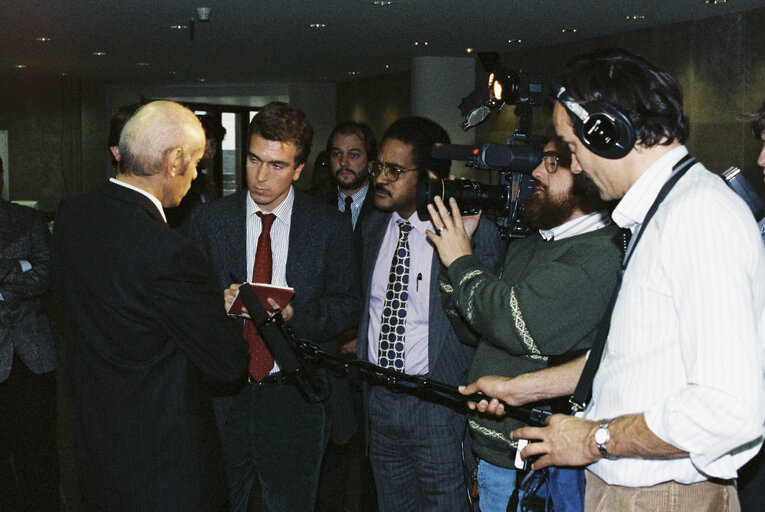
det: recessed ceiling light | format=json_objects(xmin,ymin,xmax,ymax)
[
  {"xmin": 507, "ymin": 39, "xmax": 522, "ymax": 44},
  {"xmin": 137, "ymin": 62, "xmax": 150, "ymax": 67},
  {"xmin": 36, "ymin": 37, "xmax": 51, "ymax": 42},
  {"xmin": 170, "ymin": 24, "xmax": 189, "ymax": 30},
  {"xmin": 14, "ymin": 64, "xmax": 27, "ymax": 69},
  {"xmin": 705, "ymin": 0, "xmax": 728, "ymax": 4},
  {"xmin": 92, "ymin": 51, "xmax": 106, "ymax": 56},
  {"xmin": 60, "ymin": 72, "xmax": 68, "ymax": 77},
  {"xmin": 372, "ymin": 1, "xmax": 392, "ymax": 5},
  {"xmin": 309, "ymin": 23, "xmax": 326, "ymax": 28},
  {"xmin": 168, "ymin": 71, "xmax": 177, "ymax": 75},
  {"xmin": 561, "ymin": 28, "xmax": 578, "ymax": 33},
  {"xmin": 626, "ymin": 15, "xmax": 646, "ymax": 20},
  {"xmin": 198, "ymin": 78, "xmax": 207, "ymax": 82},
  {"xmin": 348, "ymin": 71, "xmax": 359, "ymax": 76},
  {"xmin": 414, "ymin": 41, "xmax": 429, "ymax": 46},
  {"xmin": 385, "ymin": 64, "xmax": 390, "ymax": 69},
  {"xmin": 466, "ymin": 48, "xmax": 474, "ymax": 53}
]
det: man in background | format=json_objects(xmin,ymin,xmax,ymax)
[
  {"xmin": 428, "ymin": 136, "xmax": 621, "ymax": 511},
  {"xmin": 357, "ymin": 116, "xmax": 504, "ymax": 511},
  {"xmin": 0, "ymin": 155, "xmax": 60, "ymax": 511},
  {"xmin": 186, "ymin": 102, "xmax": 360, "ymax": 512},
  {"xmin": 52, "ymin": 101, "xmax": 248, "ymax": 511}
]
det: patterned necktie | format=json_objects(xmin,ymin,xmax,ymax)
[
  {"xmin": 243, "ymin": 211, "xmax": 277, "ymax": 381},
  {"xmin": 377, "ymin": 220, "xmax": 413, "ymax": 372}
]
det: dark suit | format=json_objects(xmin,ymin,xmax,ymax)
[
  {"xmin": 0, "ymin": 199, "xmax": 59, "ymax": 511},
  {"xmin": 357, "ymin": 209, "xmax": 504, "ymax": 512},
  {"xmin": 51, "ymin": 181, "xmax": 248, "ymax": 512},
  {"xmin": 185, "ymin": 187, "xmax": 360, "ymax": 512},
  {"xmin": 321, "ymin": 185, "xmax": 375, "ymax": 258}
]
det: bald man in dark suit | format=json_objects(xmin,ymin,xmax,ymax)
[{"xmin": 52, "ymin": 101, "xmax": 248, "ymax": 512}]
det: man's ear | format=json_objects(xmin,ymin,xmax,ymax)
[
  {"xmin": 291, "ymin": 162, "xmax": 305, "ymax": 182},
  {"xmin": 165, "ymin": 147, "xmax": 184, "ymax": 177}
]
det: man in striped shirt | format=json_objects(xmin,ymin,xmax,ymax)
[{"xmin": 462, "ymin": 48, "xmax": 764, "ymax": 511}]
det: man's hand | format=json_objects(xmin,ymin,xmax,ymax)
[
  {"xmin": 224, "ymin": 283, "xmax": 243, "ymax": 314},
  {"xmin": 512, "ymin": 415, "xmax": 601, "ymax": 470},
  {"xmin": 267, "ymin": 298, "xmax": 294, "ymax": 322},
  {"xmin": 425, "ymin": 195, "xmax": 480, "ymax": 268},
  {"xmin": 340, "ymin": 338, "xmax": 357, "ymax": 355}
]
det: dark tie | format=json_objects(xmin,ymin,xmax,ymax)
[
  {"xmin": 243, "ymin": 211, "xmax": 277, "ymax": 381},
  {"xmin": 344, "ymin": 195, "xmax": 353, "ymax": 223},
  {"xmin": 377, "ymin": 220, "xmax": 413, "ymax": 372}
]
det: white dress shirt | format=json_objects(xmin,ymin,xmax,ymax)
[
  {"xmin": 585, "ymin": 146, "xmax": 765, "ymax": 486},
  {"xmin": 246, "ymin": 186, "xmax": 294, "ymax": 374},
  {"xmin": 367, "ymin": 212, "xmax": 433, "ymax": 375},
  {"xmin": 337, "ymin": 183, "xmax": 369, "ymax": 229}
]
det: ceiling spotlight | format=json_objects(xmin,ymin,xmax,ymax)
[
  {"xmin": 385, "ymin": 64, "xmax": 391, "ymax": 69},
  {"xmin": 196, "ymin": 7, "xmax": 211, "ymax": 21},
  {"xmin": 705, "ymin": 0, "xmax": 728, "ymax": 3},
  {"xmin": 561, "ymin": 28, "xmax": 577, "ymax": 33},
  {"xmin": 347, "ymin": 71, "xmax": 360, "ymax": 76},
  {"xmin": 137, "ymin": 62, "xmax": 150, "ymax": 67},
  {"xmin": 14, "ymin": 64, "xmax": 27, "ymax": 69},
  {"xmin": 626, "ymin": 15, "xmax": 646, "ymax": 20},
  {"xmin": 36, "ymin": 37, "xmax": 51, "ymax": 42},
  {"xmin": 309, "ymin": 23, "xmax": 326, "ymax": 28},
  {"xmin": 170, "ymin": 24, "xmax": 189, "ymax": 30},
  {"xmin": 92, "ymin": 51, "xmax": 106, "ymax": 56},
  {"xmin": 466, "ymin": 48, "xmax": 474, "ymax": 53},
  {"xmin": 372, "ymin": 1, "xmax": 392, "ymax": 5},
  {"xmin": 507, "ymin": 39, "xmax": 522, "ymax": 44},
  {"xmin": 414, "ymin": 41, "xmax": 429, "ymax": 46},
  {"xmin": 198, "ymin": 78, "xmax": 208, "ymax": 82},
  {"xmin": 169, "ymin": 71, "xmax": 177, "ymax": 75}
]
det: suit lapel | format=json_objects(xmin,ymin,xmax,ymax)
[
  {"xmin": 216, "ymin": 191, "xmax": 248, "ymax": 282},
  {"xmin": 426, "ymin": 249, "xmax": 446, "ymax": 371},
  {"xmin": 286, "ymin": 187, "xmax": 309, "ymax": 287},
  {"xmin": 358, "ymin": 210, "xmax": 390, "ymax": 360}
]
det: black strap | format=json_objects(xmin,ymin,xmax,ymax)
[{"xmin": 569, "ymin": 154, "xmax": 697, "ymax": 413}]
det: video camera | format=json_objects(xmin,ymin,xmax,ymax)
[{"xmin": 416, "ymin": 53, "xmax": 546, "ymax": 239}]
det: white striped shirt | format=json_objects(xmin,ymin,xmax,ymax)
[
  {"xmin": 585, "ymin": 146, "xmax": 765, "ymax": 486},
  {"xmin": 246, "ymin": 186, "xmax": 294, "ymax": 374},
  {"xmin": 337, "ymin": 183, "xmax": 369, "ymax": 229}
]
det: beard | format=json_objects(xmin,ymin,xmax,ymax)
[
  {"xmin": 334, "ymin": 167, "xmax": 369, "ymax": 192},
  {"xmin": 523, "ymin": 186, "xmax": 578, "ymax": 231}
]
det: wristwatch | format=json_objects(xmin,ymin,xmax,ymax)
[{"xmin": 594, "ymin": 419, "xmax": 616, "ymax": 460}]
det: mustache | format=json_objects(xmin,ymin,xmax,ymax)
[
  {"xmin": 374, "ymin": 184, "xmax": 392, "ymax": 197},
  {"xmin": 334, "ymin": 167, "xmax": 358, "ymax": 176}
]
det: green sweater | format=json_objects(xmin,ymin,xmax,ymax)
[{"xmin": 440, "ymin": 222, "xmax": 622, "ymax": 469}]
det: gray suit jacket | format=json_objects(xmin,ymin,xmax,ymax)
[
  {"xmin": 0, "ymin": 199, "xmax": 57, "ymax": 382},
  {"xmin": 186, "ymin": 187, "xmax": 361, "ymax": 436},
  {"xmin": 357, "ymin": 209, "xmax": 505, "ymax": 425}
]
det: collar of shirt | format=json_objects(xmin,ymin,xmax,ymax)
[
  {"xmin": 246, "ymin": 184, "xmax": 295, "ymax": 226},
  {"xmin": 110, "ymin": 177, "xmax": 167, "ymax": 223},
  {"xmin": 338, "ymin": 182, "xmax": 369, "ymax": 208},
  {"xmin": 538, "ymin": 210, "xmax": 612, "ymax": 241},
  {"xmin": 393, "ymin": 210, "xmax": 433, "ymax": 237},
  {"xmin": 611, "ymin": 145, "xmax": 689, "ymax": 232}
]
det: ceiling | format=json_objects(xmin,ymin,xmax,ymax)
[{"xmin": 1, "ymin": 0, "xmax": 762, "ymax": 86}]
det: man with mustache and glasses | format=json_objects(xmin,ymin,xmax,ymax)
[
  {"xmin": 427, "ymin": 136, "xmax": 621, "ymax": 512},
  {"xmin": 355, "ymin": 116, "xmax": 504, "ymax": 512}
]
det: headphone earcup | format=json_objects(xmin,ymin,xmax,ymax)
[{"xmin": 575, "ymin": 101, "xmax": 636, "ymax": 159}]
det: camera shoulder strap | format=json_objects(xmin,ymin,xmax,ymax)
[{"xmin": 569, "ymin": 153, "xmax": 697, "ymax": 414}]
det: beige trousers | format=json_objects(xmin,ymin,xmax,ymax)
[{"xmin": 584, "ymin": 470, "xmax": 740, "ymax": 512}]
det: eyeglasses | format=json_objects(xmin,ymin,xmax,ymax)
[
  {"xmin": 542, "ymin": 151, "xmax": 571, "ymax": 173},
  {"xmin": 368, "ymin": 160, "xmax": 416, "ymax": 182}
]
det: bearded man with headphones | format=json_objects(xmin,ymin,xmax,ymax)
[{"xmin": 461, "ymin": 48, "xmax": 765, "ymax": 511}]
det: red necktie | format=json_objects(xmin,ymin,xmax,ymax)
[{"xmin": 243, "ymin": 211, "xmax": 277, "ymax": 381}]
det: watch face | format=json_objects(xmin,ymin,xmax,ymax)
[{"xmin": 595, "ymin": 428, "xmax": 609, "ymax": 445}]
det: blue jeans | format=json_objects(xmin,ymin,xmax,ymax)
[{"xmin": 477, "ymin": 460, "xmax": 517, "ymax": 512}]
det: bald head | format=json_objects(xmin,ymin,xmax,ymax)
[{"xmin": 118, "ymin": 101, "xmax": 205, "ymax": 177}]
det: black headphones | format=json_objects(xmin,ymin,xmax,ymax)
[{"xmin": 555, "ymin": 84, "xmax": 636, "ymax": 160}]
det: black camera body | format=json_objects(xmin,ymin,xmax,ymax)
[{"xmin": 416, "ymin": 134, "xmax": 544, "ymax": 239}]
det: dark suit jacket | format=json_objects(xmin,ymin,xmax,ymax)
[
  {"xmin": 357, "ymin": 210, "xmax": 504, "ymax": 427},
  {"xmin": 185, "ymin": 187, "xmax": 361, "ymax": 436},
  {"xmin": 51, "ymin": 181, "xmax": 248, "ymax": 512},
  {"xmin": 0, "ymin": 199, "xmax": 57, "ymax": 381},
  {"xmin": 321, "ymin": 185, "xmax": 375, "ymax": 259}
]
